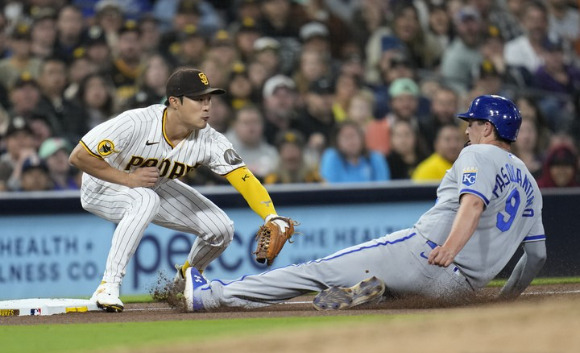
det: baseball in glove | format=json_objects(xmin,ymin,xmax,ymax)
[{"xmin": 254, "ymin": 215, "xmax": 297, "ymax": 265}]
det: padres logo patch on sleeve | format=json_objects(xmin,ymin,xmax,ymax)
[
  {"xmin": 224, "ymin": 149, "xmax": 242, "ymax": 165},
  {"xmin": 97, "ymin": 140, "xmax": 117, "ymax": 157},
  {"xmin": 462, "ymin": 167, "xmax": 478, "ymax": 186}
]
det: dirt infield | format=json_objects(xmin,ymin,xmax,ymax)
[
  {"xmin": 3, "ymin": 283, "xmax": 580, "ymax": 352},
  {"xmin": 3, "ymin": 283, "xmax": 580, "ymax": 326}
]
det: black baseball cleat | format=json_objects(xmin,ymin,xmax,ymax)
[{"xmin": 312, "ymin": 276, "xmax": 386, "ymax": 311}]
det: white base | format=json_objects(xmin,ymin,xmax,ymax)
[{"xmin": 0, "ymin": 298, "xmax": 99, "ymax": 316}]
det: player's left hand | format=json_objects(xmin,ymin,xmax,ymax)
[
  {"xmin": 254, "ymin": 215, "xmax": 298, "ymax": 266},
  {"xmin": 427, "ymin": 246, "xmax": 455, "ymax": 267}
]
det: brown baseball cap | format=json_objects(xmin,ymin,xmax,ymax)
[{"xmin": 165, "ymin": 68, "xmax": 225, "ymax": 105}]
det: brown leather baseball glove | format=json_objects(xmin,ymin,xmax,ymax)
[{"xmin": 254, "ymin": 215, "xmax": 297, "ymax": 266}]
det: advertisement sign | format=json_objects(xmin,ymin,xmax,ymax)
[{"xmin": 0, "ymin": 202, "xmax": 432, "ymax": 299}]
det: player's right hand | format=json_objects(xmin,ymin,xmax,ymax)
[{"xmin": 127, "ymin": 167, "xmax": 159, "ymax": 188}]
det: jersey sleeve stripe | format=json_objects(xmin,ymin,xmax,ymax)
[
  {"xmin": 79, "ymin": 140, "xmax": 103, "ymax": 159},
  {"xmin": 523, "ymin": 235, "xmax": 546, "ymax": 242},
  {"xmin": 459, "ymin": 188, "xmax": 490, "ymax": 205}
]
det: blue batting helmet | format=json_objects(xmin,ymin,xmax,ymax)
[{"xmin": 457, "ymin": 95, "xmax": 522, "ymax": 142}]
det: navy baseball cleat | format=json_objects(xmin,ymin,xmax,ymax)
[
  {"xmin": 312, "ymin": 276, "xmax": 386, "ymax": 311},
  {"xmin": 184, "ymin": 267, "xmax": 208, "ymax": 312}
]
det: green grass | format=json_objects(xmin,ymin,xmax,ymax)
[{"xmin": 0, "ymin": 315, "xmax": 390, "ymax": 353}]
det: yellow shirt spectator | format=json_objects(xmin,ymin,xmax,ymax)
[
  {"xmin": 411, "ymin": 153, "xmax": 452, "ymax": 181},
  {"xmin": 412, "ymin": 124, "xmax": 463, "ymax": 182}
]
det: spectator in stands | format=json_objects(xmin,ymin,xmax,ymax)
[
  {"xmin": 299, "ymin": 1, "xmax": 350, "ymax": 59},
  {"xmin": 83, "ymin": 26, "xmax": 113, "ymax": 74},
  {"xmin": 18, "ymin": 154, "xmax": 52, "ymax": 192},
  {"xmin": 388, "ymin": 3, "xmax": 443, "ymax": 70},
  {"xmin": 440, "ymin": 5, "xmax": 484, "ymax": 94},
  {"xmin": 207, "ymin": 30, "xmax": 240, "ymax": 71},
  {"xmin": 170, "ymin": 25, "xmax": 208, "ymax": 69},
  {"xmin": 0, "ymin": 12, "xmax": 9, "ymax": 61},
  {"xmin": 412, "ymin": 124, "xmax": 463, "ymax": 182},
  {"xmin": 35, "ymin": 56, "xmax": 87, "ymax": 142},
  {"xmin": 225, "ymin": 62, "xmax": 254, "ymax": 111},
  {"xmin": 154, "ymin": 0, "xmax": 222, "ymax": 36},
  {"xmin": 293, "ymin": 49, "xmax": 331, "ymax": 98},
  {"xmin": 53, "ymin": 5, "xmax": 85, "ymax": 64},
  {"xmin": 299, "ymin": 21, "xmax": 332, "ymax": 57},
  {"xmin": 358, "ymin": 0, "xmax": 391, "ymax": 85},
  {"xmin": 0, "ymin": 23, "xmax": 42, "ymax": 89},
  {"xmin": 332, "ymin": 71, "xmax": 361, "ymax": 123},
  {"xmin": 93, "ymin": 1, "xmax": 125, "ymax": 49},
  {"xmin": 138, "ymin": 14, "xmax": 162, "ymax": 56},
  {"xmin": 292, "ymin": 77, "xmax": 336, "ymax": 166},
  {"xmin": 207, "ymin": 95, "xmax": 232, "ymax": 134},
  {"xmin": 27, "ymin": 113, "xmax": 53, "ymax": 150},
  {"xmin": 7, "ymin": 73, "xmax": 42, "ymax": 120},
  {"xmin": 261, "ymin": 74, "xmax": 299, "ymax": 145},
  {"xmin": 504, "ymin": 1, "xmax": 550, "ymax": 76},
  {"xmin": 108, "ymin": 20, "xmax": 143, "ymax": 106},
  {"xmin": 38, "ymin": 137, "xmax": 79, "ymax": 190},
  {"xmin": 229, "ymin": 0, "xmax": 263, "ymax": 31},
  {"xmin": 347, "ymin": 89, "xmax": 376, "ymax": 143},
  {"xmin": 252, "ymin": 37, "xmax": 282, "ymax": 79},
  {"xmin": 367, "ymin": 77, "xmax": 425, "ymax": 157},
  {"xmin": 537, "ymin": 144, "xmax": 579, "ymax": 188},
  {"xmin": 466, "ymin": 59, "xmax": 507, "ymax": 104},
  {"xmin": 467, "ymin": 0, "xmax": 523, "ymax": 43},
  {"xmin": 546, "ymin": 0, "xmax": 579, "ymax": 48},
  {"xmin": 427, "ymin": 3, "xmax": 454, "ymax": 50},
  {"xmin": 264, "ymin": 130, "xmax": 322, "ymax": 184},
  {"xmin": 234, "ymin": 18, "xmax": 262, "ymax": 64},
  {"xmin": 77, "ymin": 73, "xmax": 115, "ymax": 129},
  {"xmin": 534, "ymin": 37, "xmax": 580, "ymax": 95},
  {"xmin": 225, "ymin": 105, "xmax": 279, "ymax": 181},
  {"xmin": 258, "ymin": 0, "xmax": 305, "ymax": 74},
  {"xmin": 30, "ymin": 8, "xmax": 57, "ymax": 60},
  {"xmin": 320, "ymin": 120, "xmax": 390, "ymax": 183},
  {"xmin": 0, "ymin": 117, "xmax": 36, "ymax": 191},
  {"xmin": 124, "ymin": 53, "xmax": 171, "ymax": 110},
  {"xmin": 64, "ymin": 51, "xmax": 98, "ymax": 101},
  {"xmin": 387, "ymin": 119, "xmax": 428, "ymax": 180},
  {"xmin": 373, "ymin": 46, "xmax": 417, "ymax": 118},
  {"xmin": 419, "ymin": 85, "xmax": 460, "ymax": 154},
  {"xmin": 512, "ymin": 113, "xmax": 545, "ymax": 179},
  {"xmin": 533, "ymin": 37, "xmax": 580, "ymax": 131},
  {"xmin": 516, "ymin": 95, "xmax": 552, "ymax": 150}
]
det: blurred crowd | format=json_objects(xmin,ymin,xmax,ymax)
[{"xmin": 0, "ymin": 0, "xmax": 579, "ymax": 192}]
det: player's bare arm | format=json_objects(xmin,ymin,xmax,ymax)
[
  {"xmin": 428, "ymin": 193, "xmax": 484, "ymax": 267},
  {"xmin": 69, "ymin": 143, "xmax": 159, "ymax": 188}
]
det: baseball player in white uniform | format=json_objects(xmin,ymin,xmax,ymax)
[
  {"xmin": 182, "ymin": 95, "xmax": 547, "ymax": 311},
  {"xmin": 69, "ymin": 68, "xmax": 293, "ymax": 312}
]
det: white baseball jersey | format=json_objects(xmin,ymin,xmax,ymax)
[
  {"xmin": 415, "ymin": 144, "xmax": 545, "ymax": 288},
  {"xmin": 80, "ymin": 104, "xmax": 243, "ymax": 285},
  {"xmin": 81, "ymin": 104, "xmax": 245, "ymax": 184}
]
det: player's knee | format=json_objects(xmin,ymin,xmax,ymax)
[
  {"xmin": 130, "ymin": 188, "xmax": 161, "ymax": 214},
  {"xmin": 205, "ymin": 220, "xmax": 234, "ymax": 248}
]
